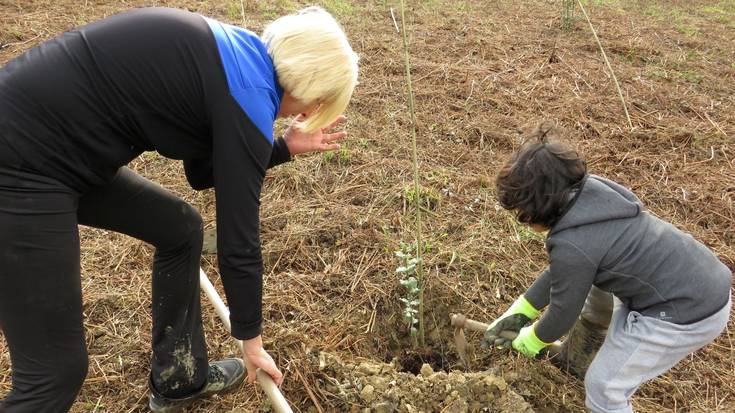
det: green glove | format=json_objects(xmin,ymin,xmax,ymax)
[
  {"xmin": 482, "ymin": 295, "xmax": 540, "ymax": 349},
  {"xmin": 512, "ymin": 323, "xmax": 551, "ymax": 358}
]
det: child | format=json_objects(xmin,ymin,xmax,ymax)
[{"xmin": 482, "ymin": 122, "xmax": 732, "ymax": 413}]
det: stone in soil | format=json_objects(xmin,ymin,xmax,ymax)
[{"xmin": 314, "ymin": 352, "xmax": 534, "ymax": 413}]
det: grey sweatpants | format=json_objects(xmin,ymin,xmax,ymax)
[{"xmin": 584, "ymin": 294, "xmax": 732, "ymax": 413}]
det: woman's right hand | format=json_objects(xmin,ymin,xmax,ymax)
[
  {"xmin": 242, "ymin": 335, "xmax": 284, "ymax": 386},
  {"xmin": 282, "ymin": 114, "xmax": 347, "ymax": 156}
]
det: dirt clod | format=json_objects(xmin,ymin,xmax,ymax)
[{"xmin": 316, "ymin": 352, "xmax": 534, "ymax": 413}]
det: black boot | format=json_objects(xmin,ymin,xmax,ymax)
[{"xmin": 149, "ymin": 358, "xmax": 246, "ymax": 412}]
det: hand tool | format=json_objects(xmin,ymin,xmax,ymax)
[
  {"xmin": 200, "ymin": 268, "xmax": 294, "ymax": 413},
  {"xmin": 450, "ymin": 313, "xmax": 562, "ymax": 361}
]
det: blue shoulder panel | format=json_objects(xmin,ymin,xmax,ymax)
[{"xmin": 204, "ymin": 17, "xmax": 283, "ymax": 145}]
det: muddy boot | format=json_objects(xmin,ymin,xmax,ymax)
[
  {"xmin": 148, "ymin": 358, "xmax": 246, "ymax": 412},
  {"xmin": 553, "ymin": 286, "xmax": 612, "ymax": 379},
  {"xmin": 554, "ymin": 318, "xmax": 608, "ymax": 378}
]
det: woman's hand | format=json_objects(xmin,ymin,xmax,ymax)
[
  {"xmin": 282, "ymin": 114, "xmax": 347, "ymax": 156},
  {"xmin": 242, "ymin": 335, "xmax": 283, "ymax": 386}
]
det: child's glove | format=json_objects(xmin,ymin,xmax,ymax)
[
  {"xmin": 482, "ymin": 295, "xmax": 539, "ymax": 349},
  {"xmin": 512, "ymin": 323, "xmax": 551, "ymax": 358}
]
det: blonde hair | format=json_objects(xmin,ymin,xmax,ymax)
[{"xmin": 262, "ymin": 7, "xmax": 359, "ymax": 133}]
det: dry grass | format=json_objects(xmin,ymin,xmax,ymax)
[{"xmin": 1, "ymin": 0, "xmax": 733, "ymax": 412}]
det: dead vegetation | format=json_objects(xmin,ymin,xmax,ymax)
[{"xmin": 1, "ymin": 0, "xmax": 733, "ymax": 412}]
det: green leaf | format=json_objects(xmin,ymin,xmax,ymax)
[
  {"xmin": 395, "ymin": 251, "xmax": 410, "ymax": 259},
  {"xmin": 399, "ymin": 277, "xmax": 419, "ymax": 289},
  {"xmin": 396, "ymin": 262, "xmax": 416, "ymax": 273}
]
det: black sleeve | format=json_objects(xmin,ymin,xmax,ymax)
[
  {"xmin": 211, "ymin": 98, "xmax": 274, "ymax": 340},
  {"xmin": 269, "ymin": 137, "xmax": 291, "ymax": 168},
  {"xmin": 183, "ymin": 136, "xmax": 290, "ymax": 191}
]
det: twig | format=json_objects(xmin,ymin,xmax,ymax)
[
  {"xmin": 239, "ymin": 0, "xmax": 246, "ymax": 26},
  {"xmin": 0, "ymin": 33, "xmax": 42, "ymax": 49},
  {"xmin": 389, "ymin": 8, "xmax": 400, "ymax": 33},
  {"xmin": 703, "ymin": 112, "xmax": 729, "ymax": 139},
  {"xmin": 295, "ymin": 368, "xmax": 325, "ymax": 413},
  {"xmin": 399, "ymin": 0, "xmax": 426, "ymax": 347},
  {"xmin": 576, "ymin": 0, "xmax": 633, "ymax": 130}
]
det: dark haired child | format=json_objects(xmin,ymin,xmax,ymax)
[{"xmin": 482, "ymin": 123, "xmax": 732, "ymax": 413}]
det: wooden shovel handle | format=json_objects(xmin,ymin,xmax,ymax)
[
  {"xmin": 200, "ymin": 269, "xmax": 294, "ymax": 413},
  {"xmin": 450, "ymin": 313, "xmax": 562, "ymax": 355},
  {"xmin": 256, "ymin": 369, "xmax": 293, "ymax": 413},
  {"xmin": 451, "ymin": 313, "xmax": 518, "ymax": 340}
]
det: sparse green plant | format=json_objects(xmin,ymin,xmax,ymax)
[
  {"xmin": 676, "ymin": 24, "xmax": 699, "ymax": 37},
  {"xmin": 677, "ymin": 70, "xmax": 703, "ymax": 83},
  {"xmin": 398, "ymin": 0, "xmax": 426, "ymax": 346},
  {"xmin": 321, "ymin": 0, "xmax": 354, "ymax": 15},
  {"xmin": 227, "ymin": 2, "xmax": 240, "ymax": 20},
  {"xmin": 646, "ymin": 69, "xmax": 670, "ymax": 80},
  {"xmin": 562, "ymin": 0, "xmax": 575, "ymax": 31},
  {"xmin": 403, "ymin": 185, "xmax": 440, "ymax": 211},
  {"xmin": 426, "ymin": 170, "xmax": 450, "ymax": 186},
  {"xmin": 322, "ymin": 151, "xmax": 335, "ymax": 163},
  {"xmin": 395, "ymin": 242, "xmax": 421, "ymax": 344},
  {"xmin": 644, "ymin": 5, "xmax": 665, "ymax": 18},
  {"xmin": 338, "ymin": 147, "xmax": 350, "ymax": 164},
  {"xmin": 322, "ymin": 147, "xmax": 350, "ymax": 165}
]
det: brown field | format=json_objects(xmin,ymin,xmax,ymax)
[{"xmin": 1, "ymin": 0, "xmax": 733, "ymax": 412}]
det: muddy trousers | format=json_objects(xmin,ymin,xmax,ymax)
[
  {"xmin": 0, "ymin": 167, "xmax": 208, "ymax": 412},
  {"xmin": 557, "ymin": 286, "xmax": 614, "ymax": 378}
]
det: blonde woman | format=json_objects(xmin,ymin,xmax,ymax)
[{"xmin": 0, "ymin": 6, "xmax": 358, "ymax": 412}]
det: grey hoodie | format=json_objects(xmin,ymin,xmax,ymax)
[{"xmin": 524, "ymin": 175, "xmax": 732, "ymax": 343}]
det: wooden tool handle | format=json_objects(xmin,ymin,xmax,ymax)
[
  {"xmin": 451, "ymin": 313, "xmax": 561, "ymax": 356},
  {"xmin": 256, "ymin": 369, "xmax": 293, "ymax": 412},
  {"xmin": 200, "ymin": 269, "xmax": 294, "ymax": 413},
  {"xmin": 451, "ymin": 314, "xmax": 518, "ymax": 339}
]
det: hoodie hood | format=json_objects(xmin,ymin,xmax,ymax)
[{"xmin": 550, "ymin": 175, "xmax": 643, "ymax": 235}]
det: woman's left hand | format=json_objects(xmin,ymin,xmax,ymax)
[{"xmin": 282, "ymin": 114, "xmax": 347, "ymax": 156}]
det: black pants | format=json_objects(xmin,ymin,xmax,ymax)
[{"xmin": 0, "ymin": 166, "xmax": 208, "ymax": 412}]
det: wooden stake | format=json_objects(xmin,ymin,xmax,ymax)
[{"xmin": 577, "ymin": 0, "xmax": 634, "ymax": 130}]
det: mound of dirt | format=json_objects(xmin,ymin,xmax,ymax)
[{"xmin": 313, "ymin": 352, "xmax": 534, "ymax": 413}]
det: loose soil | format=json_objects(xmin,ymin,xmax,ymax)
[{"xmin": 311, "ymin": 351, "xmax": 534, "ymax": 412}]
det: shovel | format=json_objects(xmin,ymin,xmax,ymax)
[
  {"xmin": 199, "ymin": 268, "xmax": 294, "ymax": 413},
  {"xmin": 450, "ymin": 313, "xmax": 562, "ymax": 362}
]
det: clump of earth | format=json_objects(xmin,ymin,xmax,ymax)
[{"xmin": 311, "ymin": 351, "xmax": 534, "ymax": 413}]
